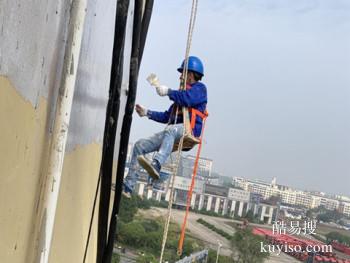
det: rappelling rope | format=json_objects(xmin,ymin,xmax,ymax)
[{"xmin": 159, "ymin": 0, "xmax": 199, "ymax": 262}]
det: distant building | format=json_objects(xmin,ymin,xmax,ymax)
[
  {"xmin": 256, "ymin": 201, "xmax": 279, "ymax": 224},
  {"xmin": 226, "ymin": 187, "xmax": 250, "ymax": 217},
  {"xmin": 132, "ymin": 176, "xmax": 279, "ymax": 225},
  {"xmin": 232, "ymin": 176, "xmax": 348, "ymax": 215},
  {"xmin": 126, "ymin": 143, "xmax": 349, "ymax": 218},
  {"xmin": 180, "ymin": 155, "xmax": 213, "ymax": 181},
  {"xmin": 338, "ymin": 202, "xmax": 350, "ymax": 217}
]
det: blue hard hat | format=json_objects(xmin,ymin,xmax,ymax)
[{"xmin": 177, "ymin": 56, "xmax": 204, "ymax": 76}]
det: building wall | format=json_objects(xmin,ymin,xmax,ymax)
[
  {"xmin": 0, "ymin": 77, "xmax": 51, "ymax": 262},
  {"xmin": 0, "ymin": 0, "xmax": 132, "ymax": 262},
  {"xmin": 339, "ymin": 202, "xmax": 350, "ymax": 216}
]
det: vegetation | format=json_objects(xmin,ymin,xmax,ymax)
[
  {"xmin": 117, "ymin": 195, "xmax": 201, "ymax": 262},
  {"xmin": 111, "ymin": 253, "xmax": 120, "ymax": 263},
  {"xmin": 197, "ymin": 218, "xmax": 269, "ymax": 263},
  {"xmin": 243, "ymin": 210, "xmax": 262, "ymax": 224},
  {"xmin": 117, "ymin": 195, "xmax": 269, "ymax": 263},
  {"xmin": 316, "ymin": 209, "xmax": 343, "ymax": 223},
  {"xmin": 196, "ymin": 218, "xmax": 232, "ymax": 240},
  {"xmin": 231, "ymin": 228, "xmax": 269, "ymax": 263},
  {"xmin": 207, "ymin": 249, "xmax": 232, "ymax": 263},
  {"xmin": 306, "ymin": 206, "xmax": 349, "ymax": 224},
  {"xmin": 326, "ymin": 231, "xmax": 350, "ymax": 245},
  {"xmin": 118, "ymin": 217, "xmax": 201, "ymax": 262},
  {"xmin": 136, "ymin": 252, "xmax": 157, "ymax": 263}
]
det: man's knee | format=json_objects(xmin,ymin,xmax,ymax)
[
  {"xmin": 164, "ymin": 125, "xmax": 178, "ymax": 137},
  {"xmin": 134, "ymin": 139, "xmax": 147, "ymax": 154}
]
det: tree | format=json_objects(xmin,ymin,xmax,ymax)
[
  {"xmin": 118, "ymin": 221, "xmax": 146, "ymax": 247},
  {"xmin": 316, "ymin": 209, "xmax": 343, "ymax": 223},
  {"xmin": 111, "ymin": 253, "xmax": 120, "ymax": 263},
  {"xmin": 136, "ymin": 253, "xmax": 157, "ymax": 263},
  {"xmin": 207, "ymin": 249, "xmax": 232, "ymax": 263},
  {"xmin": 231, "ymin": 228, "xmax": 269, "ymax": 263},
  {"xmin": 326, "ymin": 231, "xmax": 350, "ymax": 245},
  {"xmin": 119, "ymin": 196, "xmax": 138, "ymax": 222}
]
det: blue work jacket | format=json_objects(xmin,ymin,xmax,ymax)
[{"xmin": 147, "ymin": 82, "xmax": 207, "ymax": 137}]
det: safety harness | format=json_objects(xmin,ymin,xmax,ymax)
[{"xmin": 172, "ymin": 84, "xmax": 208, "ymax": 152}]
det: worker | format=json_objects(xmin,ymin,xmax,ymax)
[{"xmin": 123, "ymin": 56, "xmax": 207, "ymax": 198}]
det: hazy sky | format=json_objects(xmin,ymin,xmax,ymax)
[{"xmin": 130, "ymin": 0, "xmax": 350, "ymax": 196}]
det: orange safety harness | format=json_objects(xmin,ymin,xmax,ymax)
[{"xmin": 190, "ymin": 108, "xmax": 208, "ymax": 132}]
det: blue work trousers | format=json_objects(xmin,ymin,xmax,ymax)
[{"xmin": 124, "ymin": 124, "xmax": 184, "ymax": 192}]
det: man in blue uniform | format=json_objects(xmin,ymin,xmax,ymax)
[{"xmin": 123, "ymin": 56, "xmax": 207, "ymax": 198}]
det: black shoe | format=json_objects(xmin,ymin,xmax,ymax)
[{"xmin": 137, "ymin": 155, "xmax": 161, "ymax": 180}]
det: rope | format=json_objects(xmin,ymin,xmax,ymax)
[{"xmin": 159, "ymin": 0, "xmax": 199, "ymax": 262}]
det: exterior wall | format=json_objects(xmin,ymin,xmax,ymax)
[
  {"xmin": 0, "ymin": 77, "xmax": 51, "ymax": 262},
  {"xmin": 339, "ymin": 202, "xmax": 350, "ymax": 216},
  {"xmin": 0, "ymin": 0, "xmax": 132, "ymax": 262},
  {"xmin": 49, "ymin": 144, "xmax": 102, "ymax": 262}
]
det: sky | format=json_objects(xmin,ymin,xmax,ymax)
[{"xmin": 130, "ymin": 0, "xmax": 350, "ymax": 196}]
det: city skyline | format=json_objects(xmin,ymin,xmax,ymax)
[
  {"xmin": 127, "ymin": 142, "xmax": 350, "ymax": 205},
  {"xmin": 130, "ymin": 0, "xmax": 350, "ymax": 196}
]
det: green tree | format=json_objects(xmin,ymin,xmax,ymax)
[
  {"xmin": 207, "ymin": 249, "xmax": 232, "ymax": 263},
  {"xmin": 326, "ymin": 231, "xmax": 350, "ymax": 245},
  {"xmin": 231, "ymin": 228, "xmax": 269, "ymax": 263},
  {"xmin": 119, "ymin": 196, "xmax": 138, "ymax": 222},
  {"xmin": 111, "ymin": 253, "xmax": 120, "ymax": 263},
  {"xmin": 316, "ymin": 209, "xmax": 343, "ymax": 223},
  {"xmin": 143, "ymin": 231, "xmax": 162, "ymax": 251},
  {"xmin": 141, "ymin": 219, "xmax": 160, "ymax": 232},
  {"xmin": 119, "ymin": 221, "xmax": 146, "ymax": 247}
]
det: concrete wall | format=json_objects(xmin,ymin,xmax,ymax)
[{"xmin": 0, "ymin": 0, "xmax": 133, "ymax": 262}]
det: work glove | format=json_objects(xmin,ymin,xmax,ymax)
[
  {"xmin": 147, "ymin": 73, "xmax": 170, "ymax": 97},
  {"xmin": 135, "ymin": 104, "xmax": 148, "ymax": 117},
  {"xmin": 146, "ymin": 73, "xmax": 160, "ymax": 87},
  {"xmin": 156, "ymin": 85, "xmax": 169, "ymax": 96}
]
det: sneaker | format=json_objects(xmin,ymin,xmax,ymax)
[
  {"xmin": 122, "ymin": 191, "xmax": 131, "ymax": 199},
  {"xmin": 137, "ymin": 155, "xmax": 160, "ymax": 180},
  {"xmin": 122, "ymin": 183, "xmax": 132, "ymax": 199}
]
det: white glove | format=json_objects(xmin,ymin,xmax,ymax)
[
  {"xmin": 135, "ymin": 104, "xmax": 148, "ymax": 117},
  {"xmin": 146, "ymin": 73, "xmax": 160, "ymax": 87},
  {"xmin": 156, "ymin": 85, "xmax": 169, "ymax": 96}
]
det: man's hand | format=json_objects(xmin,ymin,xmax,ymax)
[
  {"xmin": 156, "ymin": 85, "xmax": 169, "ymax": 96},
  {"xmin": 135, "ymin": 104, "xmax": 148, "ymax": 117},
  {"xmin": 146, "ymin": 73, "xmax": 160, "ymax": 87},
  {"xmin": 146, "ymin": 73, "xmax": 169, "ymax": 97}
]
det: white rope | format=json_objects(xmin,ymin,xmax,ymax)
[{"xmin": 159, "ymin": 0, "xmax": 199, "ymax": 262}]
